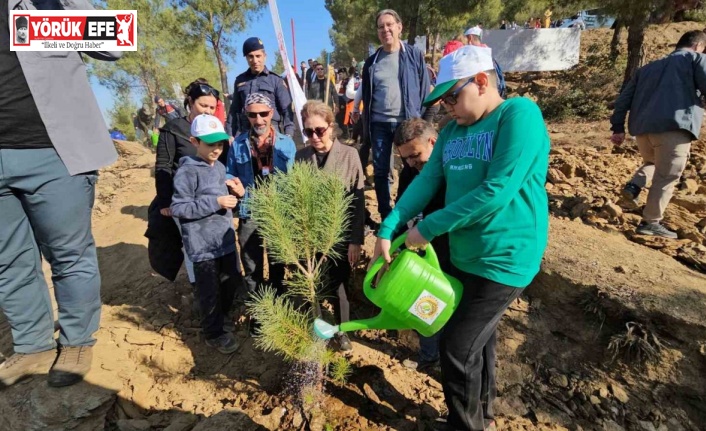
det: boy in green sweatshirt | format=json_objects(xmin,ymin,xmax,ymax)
[{"xmin": 372, "ymin": 45, "xmax": 550, "ymax": 431}]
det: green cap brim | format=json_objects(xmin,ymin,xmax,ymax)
[
  {"xmin": 198, "ymin": 132, "xmax": 230, "ymax": 144},
  {"xmin": 423, "ymin": 79, "xmax": 459, "ymax": 107}
]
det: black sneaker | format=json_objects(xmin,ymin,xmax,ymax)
[
  {"xmin": 205, "ymin": 332, "xmax": 240, "ymax": 354},
  {"xmin": 335, "ymin": 332, "xmax": 352, "ymax": 351},
  {"xmin": 621, "ymin": 182, "xmax": 642, "ymax": 207},
  {"xmin": 636, "ymin": 222, "xmax": 678, "ymax": 239}
]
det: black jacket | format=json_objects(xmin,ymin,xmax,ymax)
[{"xmin": 148, "ymin": 117, "xmax": 193, "ymax": 280}]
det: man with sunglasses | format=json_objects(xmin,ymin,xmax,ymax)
[
  {"xmin": 358, "ymin": 9, "xmax": 430, "ymax": 221},
  {"xmin": 229, "ymin": 37, "xmax": 294, "ymax": 138},
  {"xmin": 372, "ymin": 46, "xmax": 549, "ymax": 431},
  {"xmin": 226, "ymin": 92, "xmax": 295, "ymax": 335},
  {"xmin": 307, "ymin": 62, "xmax": 339, "ymax": 113}
]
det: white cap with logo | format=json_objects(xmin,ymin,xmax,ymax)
[
  {"xmin": 190, "ymin": 114, "xmax": 229, "ymax": 144},
  {"xmin": 423, "ymin": 45, "xmax": 494, "ymax": 106},
  {"xmin": 464, "ymin": 26, "xmax": 483, "ymax": 37}
]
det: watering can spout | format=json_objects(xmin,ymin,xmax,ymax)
[{"xmin": 339, "ymin": 311, "xmax": 406, "ymax": 334}]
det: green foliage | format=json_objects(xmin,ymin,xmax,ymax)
[
  {"xmin": 175, "ymin": 0, "xmax": 266, "ymax": 93},
  {"xmin": 271, "ymin": 51, "xmax": 285, "ymax": 75},
  {"xmin": 249, "ymin": 162, "xmax": 351, "ymax": 301},
  {"xmin": 91, "ymin": 0, "xmax": 220, "ymax": 103},
  {"xmin": 535, "ymin": 86, "xmax": 609, "ymax": 121},
  {"xmin": 329, "ymin": 356, "xmax": 352, "ymax": 385},
  {"xmin": 108, "ymin": 95, "xmax": 139, "ymax": 141},
  {"xmin": 246, "ymin": 286, "xmax": 329, "ymax": 363}
]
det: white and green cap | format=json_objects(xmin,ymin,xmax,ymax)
[
  {"xmin": 190, "ymin": 114, "xmax": 229, "ymax": 144},
  {"xmin": 423, "ymin": 45, "xmax": 495, "ymax": 107}
]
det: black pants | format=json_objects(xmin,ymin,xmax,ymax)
[
  {"xmin": 237, "ymin": 218, "xmax": 286, "ymax": 299},
  {"xmin": 440, "ymin": 267, "xmax": 525, "ymax": 431},
  {"xmin": 193, "ymin": 252, "xmax": 241, "ymax": 339},
  {"xmin": 319, "ymin": 246, "xmax": 351, "ymax": 324}
]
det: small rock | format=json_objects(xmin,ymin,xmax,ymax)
[
  {"xmin": 697, "ymin": 218, "xmax": 706, "ymax": 234},
  {"xmin": 163, "ymin": 413, "xmax": 198, "ymax": 431},
  {"xmin": 614, "ymin": 266, "xmax": 628, "ymax": 274},
  {"xmin": 637, "ymin": 421, "xmax": 657, "ymax": 431},
  {"xmin": 603, "ymin": 202, "xmax": 623, "ymax": 219},
  {"xmin": 603, "ymin": 419, "xmax": 626, "ymax": 431},
  {"xmin": 292, "ymin": 411, "xmax": 304, "ymax": 428},
  {"xmin": 697, "ymin": 185, "xmax": 706, "ymax": 195},
  {"xmin": 680, "ymin": 178, "xmax": 699, "ymax": 194},
  {"xmin": 590, "ymin": 395, "xmax": 601, "ymax": 405},
  {"xmin": 547, "ymin": 168, "xmax": 568, "ymax": 184},
  {"xmin": 116, "ymin": 419, "xmax": 151, "ymax": 431},
  {"xmin": 549, "ymin": 373, "xmax": 569, "ymax": 388},
  {"xmin": 571, "ymin": 203, "xmax": 592, "ymax": 219},
  {"xmin": 363, "ymin": 383, "xmax": 381, "ymax": 404},
  {"xmin": 610, "ymin": 383, "xmax": 629, "ymax": 404}
]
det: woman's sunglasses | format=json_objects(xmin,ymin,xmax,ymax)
[
  {"xmin": 192, "ymin": 84, "xmax": 220, "ymax": 100},
  {"xmin": 441, "ymin": 77, "xmax": 475, "ymax": 106},
  {"xmin": 246, "ymin": 110, "xmax": 272, "ymax": 119},
  {"xmin": 303, "ymin": 124, "xmax": 330, "ymax": 138}
]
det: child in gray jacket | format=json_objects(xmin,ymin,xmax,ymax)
[{"xmin": 171, "ymin": 114, "xmax": 242, "ymax": 354}]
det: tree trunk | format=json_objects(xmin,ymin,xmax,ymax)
[
  {"xmin": 622, "ymin": 15, "xmax": 648, "ymax": 88},
  {"xmin": 431, "ymin": 32, "xmax": 439, "ymax": 68},
  {"xmin": 213, "ymin": 43, "xmax": 231, "ymax": 113},
  {"xmin": 609, "ymin": 19, "xmax": 623, "ymax": 64}
]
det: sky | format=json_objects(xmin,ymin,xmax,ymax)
[{"xmin": 92, "ymin": 0, "xmax": 334, "ymax": 126}]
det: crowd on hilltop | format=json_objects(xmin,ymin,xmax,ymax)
[{"xmin": 3, "ymin": 2, "xmax": 706, "ymax": 431}]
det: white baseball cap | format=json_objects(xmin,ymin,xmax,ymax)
[
  {"xmin": 423, "ymin": 45, "xmax": 495, "ymax": 106},
  {"xmin": 190, "ymin": 114, "xmax": 229, "ymax": 144},
  {"xmin": 464, "ymin": 26, "xmax": 483, "ymax": 37}
]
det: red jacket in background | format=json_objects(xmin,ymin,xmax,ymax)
[
  {"xmin": 443, "ymin": 40, "xmax": 464, "ymax": 56},
  {"xmin": 215, "ymin": 99, "xmax": 226, "ymax": 126}
]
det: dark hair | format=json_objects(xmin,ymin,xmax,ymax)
[
  {"xmin": 393, "ymin": 118, "xmax": 437, "ymax": 147},
  {"xmin": 348, "ymin": 66, "xmax": 356, "ymax": 75},
  {"xmin": 676, "ymin": 30, "xmax": 706, "ymax": 49},
  {"xmin": 183, "ymin": 79, "xmax": 219, "ymax": 111}
]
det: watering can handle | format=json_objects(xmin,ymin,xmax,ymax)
[{"xmin": 364, "ymin": 232, "xmax": 440, "ymax": 296}]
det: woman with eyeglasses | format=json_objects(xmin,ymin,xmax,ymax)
[
  {"xmin": 147, "ymin": 79, "xmax": 221, "ymax": 289},
  {"xmin": 294, "ymin": 100, "xmax": 365, "ymax": 351}
]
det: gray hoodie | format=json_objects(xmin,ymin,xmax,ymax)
[{"xmin": 170, "ymin": 156, "xmax": 235, "ymax": 262}]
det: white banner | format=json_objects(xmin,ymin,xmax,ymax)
[
  {"xmin": 10, "ymin": 10, "xmax": 137, "ymax": 51},
  {"xmin": 268, "ymin": 0, "xmax": 307, "ymax": 142},
  {"xmin": 481, "ymin": 28, "xmax": 581, "ymax": 72}
]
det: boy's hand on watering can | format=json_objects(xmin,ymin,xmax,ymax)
[
  {"xmin": 369, "ymin": 237, "xmax": 392, "ymax": 269},
  {"xmin": 405, "ymin": 226, "xmax": 429, "ymax": 250}
]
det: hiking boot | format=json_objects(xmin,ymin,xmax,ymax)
[
  {"xmin": 335, "ymin": 332, "xmax": 352, "ymax": 351},
  {"xmin": 205, "ymin": 332, "xmax": 240, "ymax": 354},
  {"xmin": 621, "ymin": 182, "xmax": 642, "ymax": 207},
  {"xmin": 636, "ymin": 222, "xmax": 678, "ymax": 239},
  {"xmin": 402, "ymin": 356, "xmax": 439, "ymax": 372},
  {"xmin": 223, "ymin": 318, "xmax": 236, "ymax": 333},
  {"xmin": 0, "ymin": 350, "xmax": 57, "ymax": 389},
  {"xmin": 48, "ymin": 346, "xmax": 92, "ymax": 387}
]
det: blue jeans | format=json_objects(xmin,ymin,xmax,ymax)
[
  {"xmin": 419, "ymin": 331, "xmax": 441, "ymax": 363},
  {"xmin": 370, "ymin": 121, "xmax": 399, "ymax": 220},
  {"xmin": 0, "ymin": 148, "xmax": 101, "ymax": 354}
]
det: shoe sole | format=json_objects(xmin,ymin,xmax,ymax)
[{"xmin": 635, "ymin": 230, "xmax": 677, "ymax": 239}]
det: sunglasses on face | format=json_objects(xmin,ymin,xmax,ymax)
[
  {"xmin": 246, "ymin": 110, "xmax": 272, "ymax": 119},
  {"xmin": 303, "ymin": 124, "xmax": 331, "ymax": 138},
  {"xmin": 441, "ymin": 76, "xmax": 475, "ymax": 106}
]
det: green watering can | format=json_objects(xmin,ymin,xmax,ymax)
[
  {"xmin": 150, "ymin": 131, "xmax": 159, "ymax": 148},
  {"xmin": 314, "ymin": 233, "xmax": 463, "ymax": 340}
]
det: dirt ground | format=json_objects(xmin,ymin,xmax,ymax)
[{"xmin": 1, "ymin": 23, "xmax": 706, "ymax": 431}]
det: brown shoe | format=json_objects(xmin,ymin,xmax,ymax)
[
  {"xmin": 0, "ymin": 350, "xmax": 57, "ymax": 389},
  {"xmin": 48, "ymin": 346, "xmax": 92, "ymax": 387}
]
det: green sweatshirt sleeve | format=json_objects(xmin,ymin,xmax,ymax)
[
  {"xmin": 377, "ymin": 129, "xmax": 447, "ymax": 240},
  {"xmin": 416, "ymin": 101, "xmax": 547, "ymax": 240}
]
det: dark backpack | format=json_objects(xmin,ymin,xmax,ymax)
[{"xmin": 493, "ymin": 59, "xmax": 507, "ymax": 99}]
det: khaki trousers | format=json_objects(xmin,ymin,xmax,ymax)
[{"xmin": 630, "ymin": 131, "xmax": 692, "ymax": 223}]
